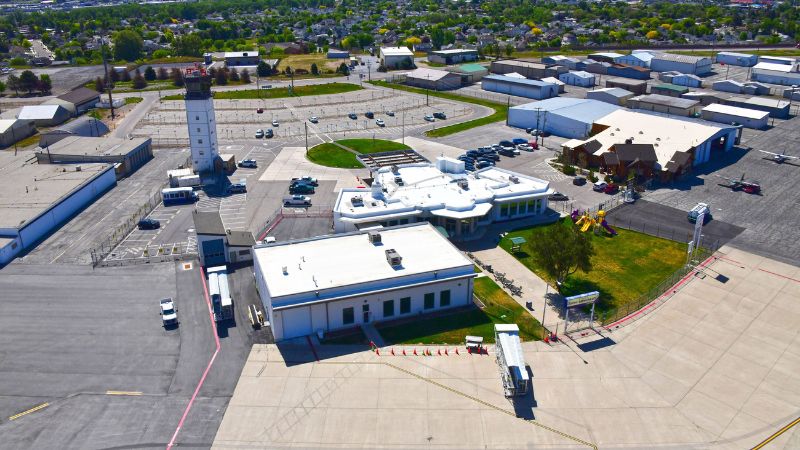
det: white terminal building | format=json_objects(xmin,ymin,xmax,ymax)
[
  {"xmin": 253, "ymin": 223, "xmax": 476, "ymax": 341},
  {"xmin": 333, "ymin": 157, "xmax": 553, "ymax": 238}
]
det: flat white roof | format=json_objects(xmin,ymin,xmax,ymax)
[
  {"xmin": 753, "ymin": 62, "xmax": 795, "ymax": 73},
  {"xmin": 334, "ymin": 159, "xmax": 552, "ymax": 223},
  {"xmin": 702, "ymin": 103, "xmax": 770, "ymax": 120},
  {"xmin": 573, "ymin": 109, "xmax": 725, "ymax": 168},
  {"xmin": 381, "ymin": 46, "xmax": 414, "ymax": 56},
  {"xmin": 254, "ymin": 223, "xmax": 472, "ymax": 300},
  {"xmin": 224, "ymin": 50, "xmax": 259, "ymax": 58},
  {"xmin": 18, "ymin": 105, "xmax": 63, "ymax": 120}
]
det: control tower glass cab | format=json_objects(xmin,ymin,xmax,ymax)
[{"xmin": 184, "ymin": 66, "xmax": 212, "ymax": 100}]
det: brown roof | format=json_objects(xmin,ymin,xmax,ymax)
[
  {"xmin": 582, "ymin": 139, "xmax": 602, "ymax": 154},
  {"xmin": 665, "ymin": 151, "xmax": 693, "ymax": 173},
  {"xmin": 602, "ymin": 152, "xmax": 620, "ymax": 165},
  {"xmin": 57, "ymin": 87, "xmax": 101, "ymax": 106},
  {"xmin": 614, "ymin": 143, "xmax": 657, "ymax": 163}
]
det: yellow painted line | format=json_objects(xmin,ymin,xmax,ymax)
[
  {"xmin": 752, "ymin": 415, "xmax": 800, "ymax": 450},
  {"xmin": 105, "ymin": 390, "xmax": 143, "ymax": 396},
  {"xmin": 8, "ymin": 402, "xmax": 49, "ymax": 421}
]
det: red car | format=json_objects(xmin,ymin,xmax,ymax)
[
  {"xmin": 603, "ymin": 183, "xmax": 619, "ymax": 194},
  {"xmin": 528, "ymin": 141, "xmax": 539, "ymax": 149}
]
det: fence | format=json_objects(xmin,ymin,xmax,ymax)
[{"xmin": 255, "ymin": 206, "xmax": 334, "ymax": 241}]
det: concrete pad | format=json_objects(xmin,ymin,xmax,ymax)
[
  {"xmin": 677, "ymin": 390, "xmax": 739, "ymax": 436},
  {"xmin": 695, "ymin": 371, "xmax": 757, "ymax": 409},
  {"xmin": 716, "ymin": 410, "xmax": 771, "ymax": 449}
]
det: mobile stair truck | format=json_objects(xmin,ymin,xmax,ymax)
[
  {"xmin": 207, "ymin": 266, "xmax": 234, "ymax": 322},
  {"xmin": 494, "ymin": 324, "xmax": 530, "ymax": 397}
]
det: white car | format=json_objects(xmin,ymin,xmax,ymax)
[
  {"xmin": 272, "ymin": 119, "xmax": 279, "ymax": 127},
  {"xmin": 160, "ymin": 298, "xmax": 178, "ymax": 327},
  {"xmin": 376, "ymin": 118, "xmax": 385, "ymax": 127},
  {"xmin": 284, "ymin": 195, "xmax": 311, "ymax": 206},
  {"xmin": 592, "ymin": 181, "xmax": 608, "ymax": 192},
  {"xmin": 254, "ymin": 129, "xmax": 264, "ymax": 138},
  {"xmin": 516, "ymin": 144, "xmax": 533, "ymax": 152},
  {"xmin": 385, "ymin": 110, "xmax": 395, "ymax": 116},
  {"xmin": 309, "ymin": 116, "xmax": 319, "ymax": 123},
  {"xmin": 423, "ymin": 115, "xmax": 435, "ymax": 122}
]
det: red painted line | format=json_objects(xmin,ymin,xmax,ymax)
[
  {"xmin": 605, "ymin": 255, "xmax": 716, "ymax": 330},
  {"xmin": 166, "ymin": 267, "xmax": 221, "ymax": 450},
  {"xmin": 257, "ymin": 214, "xmax": 283, "ymax": 241},
  {"xmin": 306, "ymin": 335, "xmax": 320, "ymax": 362},
  {"xmin": 758, "ymin": 268, "xmax": 800, "ymax": 284}
]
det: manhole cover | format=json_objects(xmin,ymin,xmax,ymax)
[{"xmin": 182, "ymin": 263, "xmax": 193, "ymax": 270}]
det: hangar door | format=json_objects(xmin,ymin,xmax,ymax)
[{"xmin": 201, "ymin": 238, "xmax": 226, "ymax": 266}]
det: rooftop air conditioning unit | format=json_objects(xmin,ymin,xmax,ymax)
[
  {"xmin": 391, "ymin": 164, "xmax": 400, "ymax": 174},
  {"xmin": 457, "ymin": 178, "xmax": 469, "ymax": 190},
  {"xmin": 351, "ymin": 195, "xmax": 364, "ymax": 206},
  {"xmin": 368, "ymin": 231, "xmax": 382, "ymax": 244},
  {"xmin": 509, "ymin": 176, "xmax": 519, "ymax": 184},
  {"xmin": 385, "ymin": 249, "xmax": 402, "ymax": 266}
]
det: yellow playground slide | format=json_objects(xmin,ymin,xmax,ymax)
[{"xmin": 580, "ymin": 219, "xmax": 593, "ymax": 232}]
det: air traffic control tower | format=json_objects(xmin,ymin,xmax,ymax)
[{"xmin": 184, "ymin": 66, "xmax": 219, "ymax": 173}]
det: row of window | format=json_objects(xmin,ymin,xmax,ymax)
[
  {"xmin": 342, "ymin": 289, "xmax": 451, "ymax": 325},
  {"xmin": 499, "ymin": 199, "xmax": 542, "ymax": 218}
]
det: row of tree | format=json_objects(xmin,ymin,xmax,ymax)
[
  {"xmin": 0, "ymin": 70, "xmax": 51, "ymax": 96},
  {"xmin": 92, "ymin": 65, "xmax": 257, "ymax": 92}
]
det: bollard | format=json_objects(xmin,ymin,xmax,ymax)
[
  {"xmin": 376, "ymin": 348, "xmax": 380, "ymax": 356},
  {"xmin": 438, "ymin": 348, "xmax": 442, "ymax": 356},
  {"xmin": 413, "ymin": 348, "xmax": 417, "ymax": 356},
  {"xmin": 391, "ymin": 348, "xmax": 395, "ymax": 356},
  {"xmin": 445, "ymin": 348, "xmax": 448, "ymax": 356},
  {"xmin": 402, "ymin": 348, "xmax": 406, "ymax": 356}
]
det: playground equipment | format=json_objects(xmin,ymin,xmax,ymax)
[{"xmin": 572, "ymin": 210, "xmax": 617, "ymax": 236}]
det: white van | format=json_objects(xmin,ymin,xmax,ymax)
[{"xmin": 688, "ymin": 202, "xmax": 710, "ymax": 223}]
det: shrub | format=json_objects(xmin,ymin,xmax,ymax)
[
  {"xmin": 562, "ymin": 164, "xmax": 576, "ymax": 176},
  {"xmin": 588, "ymin": 169, "xmax": 598, "ymax": 183}
]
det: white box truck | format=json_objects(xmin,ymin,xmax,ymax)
[{"xmin": 207, "ymin": 266, "xmax": 234, "ymax": 322}]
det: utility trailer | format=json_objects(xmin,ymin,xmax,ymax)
[
  {"xmin": 494, "ymin": 324, "xmax": 529, "ymax": 397},
  {"xmin": 207, "ymin": 265, "xmax": 234, "ymax": 322}
]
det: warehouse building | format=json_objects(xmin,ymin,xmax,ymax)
[
  {"xmin": 448, "ymin": 63, "xmax": 489, "ymax": 84},
  {"xmin": 681, "ymin": 90, "xmax": 734, "ymax": 106},
  {"xmin": 722, "ymin": 96, "xmax": 790, "ymax": 118},
  {"xmin": 562, "ymin": 109, "xmax": 736, "ymax": 180},
  {"xmin": 326, "ymin": 48, "xmax": 350, "ymax": 59},
  {"xmin": 558, "ymin": 70, "xmax": 595, "ymax": 87},
  {"xmin": 542, "ymin": 55, "xmax": 581, "ymax": 70},
  {"xmin": 334, "ymin": 157, "xmax": 553, "ymax": 236},
  {"xmin": 541, "ymin": 76, "xmax": 565, "ymax": 93},
  {"xmin": 659, "ymin": 71, "xmax": 703, "ymax": 88},
  {"xmin": 701, "ymin": 103, "xmax": 769, "ymax": 130},
  {"xmin": 55, "ymin": 87, "xmax": 101, "ymax": 116},
  {"xmin": 35, "ymin": 136, "xmax": 153, "ymax": 178},
  {"xmin": 380, "ymin": 46, "xmax": 414, "ymax": 69},
  {"xmin": 193, "ymin": 210, "xmax": 255, "ymax": 266},
  {"xmin": 428, "ymin": 49, "xmax": 478, "ymax": 65},
  {"xmin": 651, "ymin": 83, "xmax": 690, "ymax": 97},
  {"xmin": 224, "ymin": 50, "xmax": 260, "ymax": 67},
  {"xmin": 0, "ymin": 119, "xmax": 36, "ymax": 148},
  {"xmin": 628, "ymin": 94, "xmax": 701, "ymax": 117},
  {"xmin": 713, "ymin": 80, "xmax": 770, "ymax": 95},
  {"xmin": 38, "ymin": 116, "xmax": 109, "ymax": 147},
  {"xmin": 0, "ymin": 158, "xmax": 116, "ymax": 265},
  {"xmin": 404, "ymin": 67, "xmax": 462, "ymax": 90},
  {"xmin": 614, "ymin": 52, "xmax": 655, "ymax": 68},
  {"xmin": 759, "ymin": 56, "xmax": 798, "ymax": 65},
  {"xmin": 607, "ymin": 63, "xmax": 651, "ymax": 80},
  {"xmin": 508, "ymin": 97, "xmax": 620, "ymax": 138},
  {"xmin": 253, "ymin": 223, "xmax": 476, "ymax": 341},
  {"xmin": 583, "ymin": 60, "xmax": 611, "ymax": 75},
  {"xmin": 489, "ymin": 59, "xmax": 566, "ymax": 79},
  {"xmin": 651, "ymin": 53, "xmax": 712, "ymax": 75},
  {"xmin": 716, "ymin": 52, "xmax": 758, "ymax": 67},
  {"xmin": 17, "ymin": 104, "xmax": 72, "ymax": 127},
  {"xmin": 587, "ymin": 52, "xmax": 624, "ymax": 63},
  {"xmin": 750, "ymin": 62, "xmax": 800, "ymax": 86},
  {"xmin": 586, "ymin": 87, "xmax": 634, "ymax": 106},
  {"xmin": 481, "ymin": 75, "xmax": 559, "ymax": 99},
  {"xmin": 605, "ymin": 77, "xmax": 648, "ymax": 95}
]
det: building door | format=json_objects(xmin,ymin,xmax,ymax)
[
  {"xmin": 201, "ymin": 238, "xmax": 226, "ymax": 266},
  {"xmin": 362, "ymin": 304, "xmax": 370, "ymax": 323}
]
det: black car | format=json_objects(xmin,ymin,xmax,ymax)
[
  {"xmin": 348, "ymin": 113, "xmax": 357, "ymax": 119},
  {"xmin": 481, "ymin": 152, "xmax": 499, "ymax": 161},
  {"xmin": 573, "ymin": 176, "xmax": 587, "ymax": 186},
  {"xmin": 433, "ymin": 112, "xmax": 447, "ymax": 119},
  {"xmin": 498, "ymin": 148, "xmax": 516, "ymax": 157},
  {"xmin": 365, "ymin": 111, "xmax": 374, "ymax": 118},
  {"xmin": 548, "ymin": 192, "xmax": 569, "ymax": 201},
  {"xmin": 465, "ymin": 149, "xmax": 480, "ymax": 157},
  {"xmin": 265, "ymin": 129, "xmax": 273, "ymax": 138},
  {"xmin": 138, "ymin": 218, "xmax": 161, "ymax": 230}
]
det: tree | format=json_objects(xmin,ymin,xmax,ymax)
[
  {"xmin": 94, "ymin": 76, "xmax": 105, "ymax": 92},
  {"xmin": 110, "ymin": 68, "xmax": 120, "ymax": 83},
  {"xmin": 257, "ymin": 60, "xmax": 270, "ymax": 77},
  {"xmin": 19, "ymin": 70, "xmax": 38, "ymax": 94},
  {"xmin": 215, "ymin": 68, "xmax": 228, "ymax": 85},
  {"xmin": 337, "ymin": 62, "xmax": 349, "ymax": 75},
  {"xmin": 173, "ymin": 33, "xmax": 203, "ymax": 57},
  {"xmin": 157, "ymin": 67, "xmax": 169, "ymax": 80},
  {"xmin": 121, "ymin": 69, "xmax": 132, "ymax": 82},
  {"xmin": 505, "ymin": 44, "xmax": 514, "ymax": 57},
  {"xmin": 646, "ymin": 30, "xmax": 660, "ymax": 40},
  {"xmin": 132, "ymin": 72, "xmax": 147, "ymax": 89},
  {"xmin": 0, "ymin": 80, "xmax": 5, "ymax": 95},
  {"xmin": 113, "ymin": 30, "xmax": 143, "ymax": 61},
  {"xmin": 37, "ymin": 74, "xmax": 52, "ymax": 94},
  {"xmin": 310, "ymin": 63, "xmax": 319, "ymax": 75},
  {"xmin": 229, "ymin": 67, "xmax": 240, "ymax": 82},
  {"xmin": 528, "ymin": 224, "xmax": 594, "ymax": 288},
  {"xmin": 7, "ymin": 74, "xmax": 20, "ymax": 96},
  {"xmin": 170, "ymin": 67, "xmax": 184, "ymax": 87},
  {"xmin": 144, "ymin": 66, "xmax": 156, "ymax": 81},
  {"xmin": 240, "ymin": 69, "xmax": 251, "ymax": 84}
]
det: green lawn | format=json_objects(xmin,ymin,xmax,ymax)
[
  {"xmin": 376, "ymin": 277, "xmax": 543, "ymax": 345},
  {"xmin": 306, "ymin": 143, "xmax": 363, "ymax": 168},
  {"xmin": 368, "ymin": 80, "xmax": 507, "ymax": 138},
  {"xmin": 336, "ymin": 138, "xmax": 410, "ymax": 154},
  {"xmin": 125, "ymin": 97, "xmax": 143, "ymax": 104},
  {"xmin": 162, "ymin": 82, "xmax": 361, "ymax": 100},
  {"xmin": 499, "ymin": 219, "xmax": 687, "ymax": 315},
  {"xmin": 15, "ymin": 132, "xmax": 40, "ymax": 148}
]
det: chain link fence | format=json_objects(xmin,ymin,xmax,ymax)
[{"xmin": 255, "ymin": 206, "xmax": 334, "ymax": 241}]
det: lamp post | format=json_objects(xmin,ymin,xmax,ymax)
[
  {"xmin": 541, "ymin": 282, "xmax": 549, "ymax": 341},
  {"xmin": 788, "ymin": 85, "xmax": 799, "ymax": 117}
]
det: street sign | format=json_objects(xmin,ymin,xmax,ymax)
[{"xmin": 564, "ymin": 291, "xmax": 599, "ymax": 308}]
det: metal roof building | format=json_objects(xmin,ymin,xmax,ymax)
[
  {"xmin": 587, "ymin": 52, "xmax": 625, "ymax": 63},
  {"xmin": 558, "ymin": 70, "xmax": 595, "ymax": 87},
  {"xmin": 701, "ymin": 103, "xmax": 769, "ymax": 130},
  {"xmin": 716, "ymin": 52, "xmax": 758, "ymax": 67},
  {"xmin": 447, "ymin": 63, "xmax": 489, "ymax": 83},
  {"xmin": 380, "ymin": 46, "xmax": 414, "ymax": 69},
  {"xmin": 428, "ymin": 49, "xmax": 479, "ymax": 65},
  {"xmin": 607, "ymin": 63, "xmax": 652, "ymax": 80},
  {"xmin": 0, "ymin": 119, "xmax": 36, "ymax": 148},
  {"xmin": 56, "ymin": 87, "xmax": 101, "ymax": 115},
  {"xmin": 253, "ymin": 223, "xmax": 476, "ymax": 341},
  {"xmin": 17, "ymin": 104, "xmax": 71, "ymax": 127},
  {"xmin": 489, "ymin": 59, "xmax": 566, "ymax": 79},
  {"xmin": 721, "ymin": 96, "xmax": 790, "ymax": 119},
  {"xmin": 35, "ymin": 136, "xmax": 152, "ymax": 178},
  {"xmin": 605, "ymin": 77, "xmax": 648, "ymax": 95},
  {"xmin": 586, "ymin": 87, "xmax": 634, "ymax": 106},
  {"xmin": 38, "ymin": 116, "xmax": 109, "ymax": 147},
  {"xmin": 628, "ymin": 94, "xmax": 701, "ymax": 117},
  {"xmin": 651, "ymin": 53, "xmax": 712, "ymax": 75},
  {"xmin": 651, "ymin": 83, "xmax": 690, "ymax": 97},
  {"xmin": 481, "ymin": 74, "xmax": 559, "ymax": 99},
  {"xmin": 404, "ymin": 67, "xmax": 462, "ymax": 90},
  {"xmin": 508, "ymin": 97, "xmax": 620, "ymax": 138},
  {"xmin": 614, "ymin": 52, "xmax": 655, "ymax": 68},
  {"xmin": 751, "ymin": 62, "xmax": 800, "ymax": 86}
]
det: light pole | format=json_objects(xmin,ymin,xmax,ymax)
[
  {"xmin": 788, "ymin": 85, "xmax": 799, "ymax": 117},
  {"xmin": 541, "ymin": 283, "xmax": 549, "ymax": 341}
]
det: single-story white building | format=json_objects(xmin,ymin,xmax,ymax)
[
  {"xmin": 380, "ymin": 46, "xmax": 414, "ymax": 69},
  {"xmin": 253, "ymin": 223, "xmax": 476, "ymax": 341},
  {"xmin": 558, "ymin": 70, "xmax": 595, "ymax": 87},
  {"xmin": 701, "ymin": 103, "xmax": 769, "ymax": 130},
  {"xmin": 334, "ymin": 157, "xmax": 554, "ymax": 237},
  {"xmin": 586, "ymin": 87, "xmax": 634, "ymax": 106},
  {"xmin": 751, "ymin": 62, "xmax": 800, "ymax": 86}
]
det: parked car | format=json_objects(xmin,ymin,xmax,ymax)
[
  {"xmin": 688, "ymin": 202, "xmax": 711, "ymax": 223},
  {"xmin": 573, "ymin": 176, "xmax": 587, "ymax": 186},
  {"xmin": 466, "ymin": 149, "xmax": 481, "ymax": 157},
  {"xmin": 138, "ymin": 218, "xmax": 160, "ymax": 230},
  {"xmin": 498, "ymin": 147, "xmax": 516, "ymax": 157},
  {"xmin": 309, "ymin": 116, "xmax": 319, "ymax": 123},
  {"xmin": 365, "ymin": 111, "xmax": 374, "ymax": 118},
  {"xmin": 265, "ymin": 128, "xmax": 273, "ymax": 138},
  {"xmin": 499, "ymin": 140, "xmax": 515, "ymax": 148},
  {"xmin": 291, "ymin": 176, "xmax": 318, "ymax": 186},
  {"xmin": 160, "ymin": 298, "xmax": 178, "ymax": 327},
  {"xmin": 481, "ymin": 152, "xmax": 499, "ymax": 161},
  {"xmin": 289, "ymin": 183, "xmax": 315, "ymax": 194},
  {"xmin": 238, "ymin": 159, "xmax": 258, "ymax": 168},
  {"xmin": 528, "ymin": 128, "xmax": 540, "ymax": 136},
  {"xmin": 256, "ymin": 108, "xmax": 264, "ymax": 114},
  {"xmin": 272, "ymin": 119, "xmax": 279, "ymax": 127},
  {"xmin": 228, "ymin": 182, "xmax": 247, "ymax": 194},
  {"xmin": 433, "ymin": 112, "xmax": 447, "ymax": 119},
  {"xmin": 254, "ymin": 129, "xmax": 264, "ymax": 138},
  {"xmin": 528, "ymin": 141, "xmax": 539, "ymax": 149},
  {"xmin": 348, "ymin": 113, "xmax": 358, "ymax": 119},
  {"xmin": 604, "ymin": 183, "xmax": 619, "ymax": 194},
  {"xmin": 284, "ymin": 195, "xmax": 311, "ymax": 206},
  {"xmin": 592, "ymin": 181, "xmax": 608, "ymax": 192},
  {"xmin": 385, "ymin": 110, "xmax": 395, "ymax": 116},
  {"xmin": 376, "ymin": 118, "xmax": 385, "ymax": 127},
  {"xmin": 517, "ymin": 144, "xmax": 534, "ymax": 152},
  {"xmin": 476, "ymin": 160, "xmax": 493, "ymax": 169},
  {"xmin": 548, "ymin": 192, "xmax": 569, "ymax": 201},
  {"xmin": 512, "ymin": 138, "xmax": 528, "ymax": 145},
  {"xmin": 423, "ymin": 114, "xmax": 435, "ymax": 122}
]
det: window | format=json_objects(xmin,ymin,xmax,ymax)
[
  {"xmin": 527, "ymin": 199, "xmax": 536, "ymax": 213},
  {"xmin": 343, "ymin": 307, "xmax": 354, "ymax": 325},
  {"xmin": 510, "ymin": 203, "xmax": 518, "ymax": 216},
  {"xmin": 400, "ymin": 297, "xmax": 411, "ymax": 314},
  {"xmin": 195, "ymin": 116, "xmax": 199, "ymax": 120},
  {"xmin": 424, "ymin": 293, "xmax": 435, "ymax": 309},
  {"xmin": 197, "ymin": 128, "xmax": 201, "ymax": 132},
  {"xmin": 198, "ymin": 139, "xmax": 203, "ymax": 144},
  {"xmin": 238, "ymin": 249, "xmax": 250, "ymax": 256},
  {"xmin": 383, "ymin": 300, "xmax": 395, "ymax": 318},
  {"xmin": 440, "ymin": 290, "xmax": 451, "ymax": 307},
  {"xmin": 500, "ymin": 204, "xmax": 509, "ymax": 217}
]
